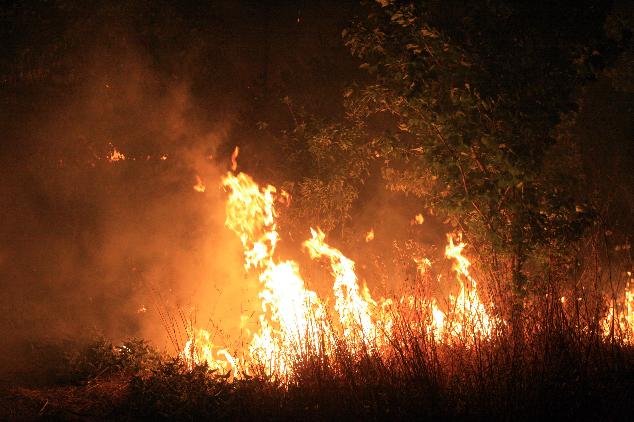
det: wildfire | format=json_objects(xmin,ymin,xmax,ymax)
[
  {"xmin": 414, "ymin": 257, "xmax": 431, "ymax": 275},
  {"xmin": 193, "ymin": 175, "xmax": 206, "ymax": 193},
  {"xmin": 107, "ymin": 146, "xmax": 126, "ymax": 162},
  {"xmin": 181, "ymin": 170, "xmax": 519, "ymax": 378},
  {"xmin": 365, "ymin": 229, "xmax": 375, "ymax": 242},
  {"xmin": 231, "ymin": 146, "xmax": 240, "ymax": 171},
  {"xmin": 182, "ymin": 329, "xmax": 238, "ymax": 377},
  {"xmin": 602, "ymin": 277, "xmax": 633, "ymax": 343},
  {"xmin": 412, "ymin": 213, "xmax": 425, "ymax": 225},
  {"xmin": 305, "ymin": 228, "xmax": 380, "ymax": 351},
  {"xmin": 443, "ymin": 236, "xmax": 493, "ymax": 341}
]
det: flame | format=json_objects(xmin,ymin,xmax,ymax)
[
  {"xmin": 414, "ymin": 257, "xmax": 431, "ymax": 276},
  {"xmin": 212, "ymin": 172, "xmax": 328, "ymax": 377},
  {"xmin": 602, "ymin": 279, "xmax": 633, "ymax": 343},
  {"xmin": 107, "ymin": 147, "xmax": 126, "ymax": 162},
  {"xmin": 304, "ymin": 228, "xmax": 379, "ymax": 351},
  {"xmin": 365, "ymin": 229, "xmax": 375, "ymax": 242},
  {"xmin": 184, "ymin": 170, "xmax": 501, "ymax": 379},
  {"xmin": 443, "ymin": 236, "xmax": 493, "ymax": 341},
  {"xmin": 193, "ymin": 175, "xmax": 206, "ymax": 193},
  {"xmin": 231, "ymin": 146, "xmax": 240, "ymax": 171},
  {"xmin": 411, "ymin": 213, "xmax": 425, "ymax": 225},
  {"xmin": 182, "ymin": 328, "xmax": 238, "ymax": 377}
]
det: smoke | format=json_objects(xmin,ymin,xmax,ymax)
[
  {"xmin": 0, "ymin": 2, "xmax": 267, "ymax": 379},
  {"xmin": 0, "ymin": 0, "xmax": 374, "ymax": 383}
]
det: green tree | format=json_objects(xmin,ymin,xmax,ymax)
[{"xmin": 338, "ymin": 0, "xmax": 611, "ymax": 324}]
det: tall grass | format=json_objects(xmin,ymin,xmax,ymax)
[
  {"xmin": 193, "ymin": 226, "xmax": 632, "ymax": 420},
  {"xmin": 7, "ymin": 230, "xmax": 631, "ymax": 421}
]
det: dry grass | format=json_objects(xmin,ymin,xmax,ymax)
[{"xmin": 2, "ymin": 232, "xmax": 632, "ymax": 421}]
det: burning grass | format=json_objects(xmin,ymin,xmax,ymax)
[
  {"xmin": 2, "ymin": 318, "xmax": 631, "ymax": 420},
  {"xmin": 3, "ymin": 170, "xmax": 631, "ymax": 420},
  {"xmin": 182, "ymin": 170, "xmax": 633, "ymax": 382}
]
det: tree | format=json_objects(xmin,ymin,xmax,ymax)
[{"xmin": 337, "ymin": 0, "xmax": 612, "ymax": 324}]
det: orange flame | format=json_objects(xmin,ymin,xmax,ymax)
[
  {"xmin": 107, "ymin": 147, "xmax": 126, "ymax": 162},
  {"xmin": 443, "ymin": 236, "xmax": 493, "ymax": 342},
  {"xmin": 411, "ymin": 213, "xmax": 425, "ymax": 225},
  {"xmin": 304, "ymin": 228, "xmax": 380, "ymax": 352},
  {"xmin": 231, "ymin": 146, "xmax": 240, "ymax": 171},
  {"xmin": 184, "ymin": 170, "xmax": 501, "ymax": 378},
  {"xmin": 602, "ymin": 277, "xmax": 633, "ymax": 343},
  {"xmin": 193, "ymin": 175, "xmax": 206, "ymax": 193}
]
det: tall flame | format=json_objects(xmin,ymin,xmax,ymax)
[
  {"xmin": 304, "ymin": 228, "xmax": 379, "ymax": 352},
  {"xmin": 193, "ymin": 175, "xmax": 206, "ymax": 193},
  {"xmin": 602, "ymin": 277, "xmax": 633, "ymax": 343},
  {"xmin": 183, "ymin": 170, "xmax": 505, "ymax": 378},
  {"xmin": 444, "ymin": 236, "xmax": 493, "ymax": 342}
]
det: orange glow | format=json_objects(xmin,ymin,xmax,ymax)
[
  {"xmin": 411, "ymin": 213, "xmax": 425, "ymax": 225},
  {"xmin": 365, "ymin": 229, "xmax": 375, "ymax": 242},
  {"xmin": 602, "ymin": 278, "xmax": 633, "ymax": 343},
  {"xmin": 193, "ymin": 175, "xmax": 206, "ymax": 193},
  {"xmin": 231, "ymin": 146, "xmax": 240, "ymax": 171},
  {"xmin": 443, "ymin": 236, "xmax": 493, "ymax": 342},
  {"xmin": 186, "ymin": 169, "xmax": 633, "ymax": 380},
  {"xmin": 107, "ymin": 147, "xmax": 126, "ymax": 162}
]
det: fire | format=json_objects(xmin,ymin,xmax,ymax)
[
  {"xmin": 414, "ymin": 257, "xmax": 431, "ymax": 275},
  {"xmin": 365, "ymin": 229, "xmax": 375, "ymax": 242},
  {"xmin": 231, "ymin": 146, "xmax": 240, "ymax": 171},
  {"xmin": 304, "ymin": 228, "xmax": 379, "ymax": 351},
  {"xmin": 443, "ymin": 236, "xmax": 493, "ymax": 341},
  {"xmin": 182, "ymin": 328, "xmax": 238, "ymax": 377},
  {"xmin": 107, "ymin": 146, "xmax": 126, "ymax": 162},
  {"xmin": 412, "ymin": 213, "xmax": 425, "ymax": 225},
  {"xmin": 213, "ymin": 172, "xmax": 329, "ymax": 377},
  {"xmin": 183, "ymin": 170, "xmax": 502, "ymax": 378},
  {"xmin": 602, "ymin": 278, "xmax": 633, "ymax": 343},
  {"xmin": 193, "ymin": 175, "xmax": 206, "ymax": 193}
]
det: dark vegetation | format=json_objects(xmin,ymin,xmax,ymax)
[
  {"xmin": 1, "ymin": 302, "xmax": 632, "ymax": 421},
  {"xmin": 2, "ymin": 0, "xmax": 634, "ymax": 420}
]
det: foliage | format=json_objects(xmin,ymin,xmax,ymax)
[
  {"xmin": 240, "ymin": 96, "xmax": 379, "ymax": 236},
  {"xmin": 338, "ymin": 0, "xmax": 614, "ymax": 294},
  {"xmin": 279, "ymin": 117, "xmax": 378, "ymax": 234},
  {"xmin": 127, "ymin": 359, "xmax": 233, "ymax": 420},
  {"xmin": 6, "ymin": 295, "xmax": 633, "ymax": 421},
  {"xmin": 604, "ymin": 2, "xmax": 634, "ymax": 93},
  {"xmin": 66, "ymin": 337, "xmax": 163, "ymax": 384}
]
